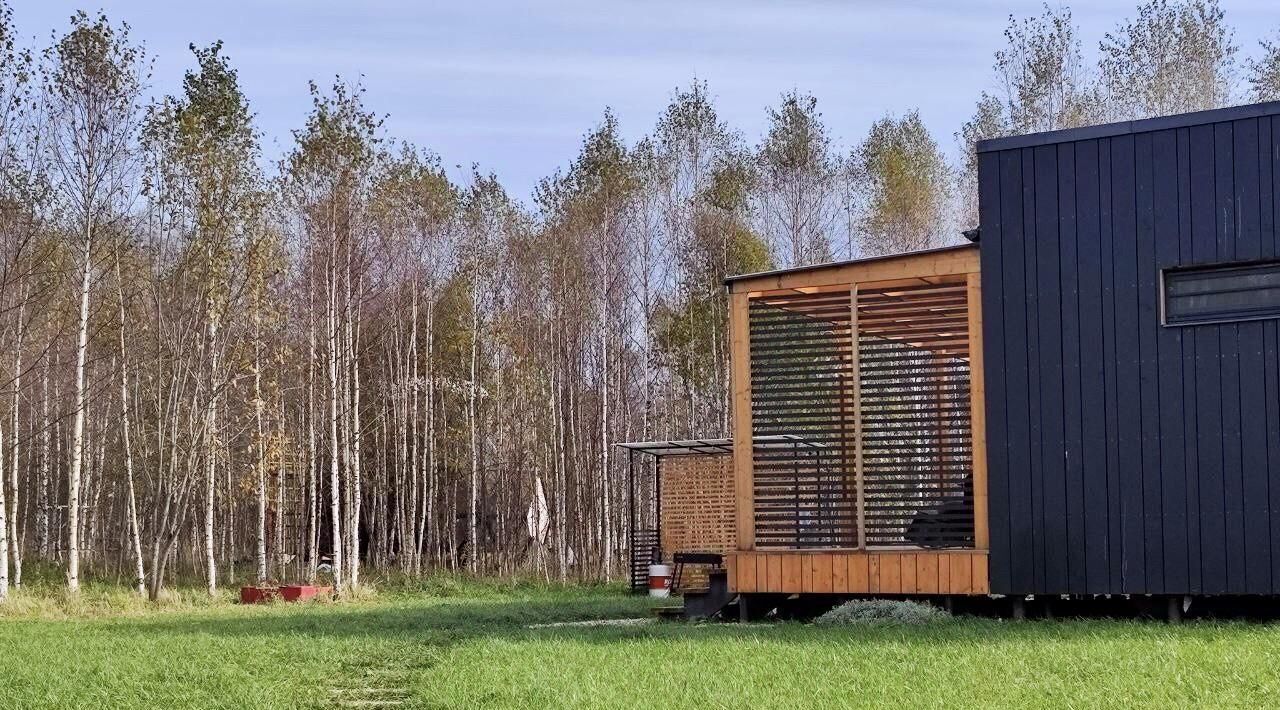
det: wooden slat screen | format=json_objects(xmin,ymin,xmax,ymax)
[
  {"xmin": 858, "ymin": 280, "xmax": 974, "ymax": 548},
  {"xmin": 659, "ymin": 454, "xmax": 735, "ymax": 590},
  {"xmin": 658, "ymin": 454, "xmax": 736, "ymax": 554},
  {"xmin": 748, "ymin": 290, "xmax": 857, "ymax": 549},
  {"xmin": 746, "ymin": 277, "xmax": 974, "ymax": 551},
  {"xmin": 630, "ymin": 528, "xmax": 658, "ymax": 592}
]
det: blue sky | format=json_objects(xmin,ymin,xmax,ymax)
[{"xmin": 12, "ymin": 1, "xmax": 1277, "ymax": 199}]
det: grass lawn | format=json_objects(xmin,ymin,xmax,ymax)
[{"xmin": 2, "ymin": 580, "xmax": 1279, "ymax": 709}]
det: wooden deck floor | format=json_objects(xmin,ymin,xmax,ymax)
[{"xmin": 728, "ymin": 550, "xmax": 989, "ymax": 595}]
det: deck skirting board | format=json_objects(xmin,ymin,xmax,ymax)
[{"xmin": 728, "ymin": 550, "xmax": 989, "ymax": 595}]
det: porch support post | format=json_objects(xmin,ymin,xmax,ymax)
[{"xmin": 730, "ymin": 290, "xmax": 755, "ymax": 550}]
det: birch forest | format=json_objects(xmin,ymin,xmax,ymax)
[{"xmin": 1, "ymin": 0, "xmax": 1278, "ymax": 600}]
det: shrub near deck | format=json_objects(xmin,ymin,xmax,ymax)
[
  {"xmin": 814, "ymin": 598, "xmax": 952, "ymax": 626},
  {"xmin": 1, "ymin": 586, "xmax": 1278, "ymax": 709}
]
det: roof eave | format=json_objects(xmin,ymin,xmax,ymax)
[
  {"xmin": 976, "ymin": 101, "xmax": 1280, "ymax": 154},
  {"xmin": 724, "ymin": 243, "xmax": 977, "ymax": 289}
]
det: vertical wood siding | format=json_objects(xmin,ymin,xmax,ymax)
[{"xmin": 979, "ymin": 113, "xmax": 1280, "ymax": 595}]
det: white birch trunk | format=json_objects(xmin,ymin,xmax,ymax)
[
  {"xmin": 599, "ymin": 329, "xmax": 611, "ymax": 580},
  {"xmin": 467, "ymin": 290, "xmax": 480, "ymax": 574},
  {"xmin": 306, "ymin": 286, "xmax": 319, "ymax": 583},
  {"xmin": 254, "ymin": 304, "xmax": 267, "ymax": 584},
  {"xmin": 67, "ymin": 229, "xmax": 93, "ymax": 594},
  {"xmin": 0, "ymin": 408, "xmax": 7, "ymax": 601},
  {"xmin": 9, "ymin": 297, "xmax": 25, "ymax": 588},
  {"xmin": 204, "ymin": 315, "xmax": 219, "ymax": 597},
  {"xmin": 345, "ymin": 276, "xmax": 362, "ymax": 589},
  {"xmin": 407, "ymin": 283, "xmax": 419, "ymax": 573},
  {"xmin": 422, "ymin": 301, "xmax": 435, "ymax": 568},
  {"xmin": 36, "ymin": 358, "xmax": 49, "ymax": 558},
  {"xmin": 116, "ymin": 258, "xmax": 145, "ymax": 596},
  {"xmin": 326, "ymin": 262, "xmax": 343, "ymax": 592}
]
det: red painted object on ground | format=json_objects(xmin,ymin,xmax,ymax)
[
  {"xmin": 279, "ymin": 585, "xmax": 332, "ymax": 602},
  {"xmin": 240, "ymin": 584, "xmax": 333, "ymax": 604},
  {"xmin": 239, "ymin": 586, "xmax": 278, "ymax": 604}
]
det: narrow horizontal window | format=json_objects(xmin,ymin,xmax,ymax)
[{"xmin": 1163, "ymin": 260, "xmax": 1280, "ymax": 326}]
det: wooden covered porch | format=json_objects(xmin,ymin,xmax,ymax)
[{"xmin": 725, "ymin": 245, "xmax": 989, "ymax": 596}]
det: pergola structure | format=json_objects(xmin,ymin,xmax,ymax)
[
  {"xmin": 617, "ymin": 435, "xmax": 821, "ymax": 593},
  {"xmin": 618, "ymin": 245, "xmax": 989, "ymax": 599},
  {"xmin": 725, "ymin": 245, "xmax": 989, "ymax": 596}
]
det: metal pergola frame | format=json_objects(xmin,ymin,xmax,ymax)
[
  {"xmin": 614, "ymin": 435, "xmax": 826, "ymax": 592},
  {"xmin": 615, "ymin": 439, "xmax": 736, "ymax": 587}
]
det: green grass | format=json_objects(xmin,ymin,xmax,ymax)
[{"xmin": 2, "ymin": 580, "xmax": 1279, "ymax": 709}]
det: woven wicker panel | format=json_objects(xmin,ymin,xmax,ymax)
[{"xmin": 660, "ymin": 453, "xmax": 736, "ymax": 590}]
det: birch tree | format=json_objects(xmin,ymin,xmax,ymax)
[
  {"xmin": 143, "ymin": 40, "xmax": 260, "ymax": 595},
  {"xmin": 957, "ymin": 5, "xmax": 1100, "ymax": 227},
  {"xmin": 851, "ymin": 112, "xmax": 951, "ymax": 256},
  {"xmin": 245, "ymin": 219, "xmax": 283, "ymax": 584},
  {"xmin": 283, "ymin": 79, "xmax": 380, "ymax": 594},
  {"xmin": 1100, "ymin": 0, "xmax": 1237, "ymax": 119},
  {"xmin": 112, "ymin": 251, "xmax": 145, "ymax": 595},
  {"xmin": 0, "ymin": 0, "xmax": 40, "ymax": 601},
  {"xmin": 43, "ymin": 11, "xmax": 146, "ymax": 593},
  {"xmin": 533, "ymin": 113, "xmax": 640, "ymax": 577},
  {"xmin": 1247, "ymin": 32, "xmax": 1280, "ymax": 102},
  {"xmin": 367, "ymin": 146, "xmax": 458, "ymax": 574},
  {"xmin": 755, "ymin": 91, "xmax": 837, "ymax": 267},
  {"xmin": 458, "ymin": 170, "xmax": 520, "ymax": 573},
  {"xmin": 995, "ymin": 5, "xmax": 1099, "ymax": 134},
  {"xmin": 648, "ymin": 82, "xmax": 748, "ymax": 435}
]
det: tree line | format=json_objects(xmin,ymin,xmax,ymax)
[{"xmin": 0, "ymin": 0, "xmax": 1277, "ymax": 600}]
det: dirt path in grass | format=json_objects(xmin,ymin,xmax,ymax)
[
  {"xmin": 328, "ymin": 646, "xmax": 437, "ymax": 709},
  {"xmin": 329, "ymin": 668, "xmax": 411, "ymax": 708}
]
